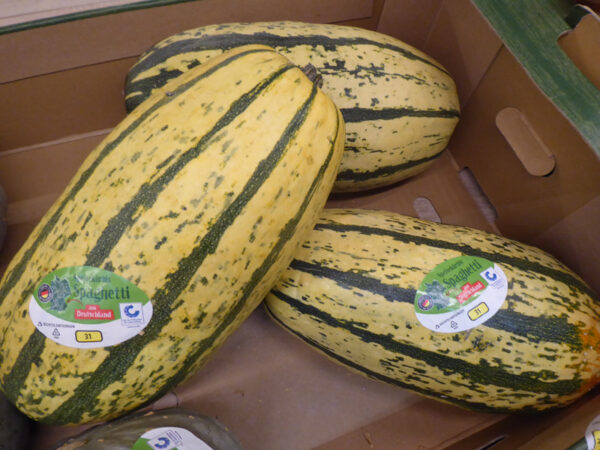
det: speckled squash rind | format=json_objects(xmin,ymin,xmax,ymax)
[
  {"xmin": 0, "ymin": 44, "xmax": 345, "ymax": 425},
  {"xmin": 125, "ymin": 21, "xmax": 460, "ymax": 192},
  {"xmin": 265, "ymin": 208, "xmax": 600, "ymax": 413}
]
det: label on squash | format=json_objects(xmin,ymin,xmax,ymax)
[
  {"xmin": 414, "ymin": 256, "xmax": 507, "ymax": 333},
  {"xmin": 585, "ymin": 414, "xmax": 600, "ymax": 449},
  {"xmin": 131, "ymin": 427, "xmax": 213, "ymax": 450},
  {"xmin": 29, "ymin": 266, "xmax": 152, "ymax": 348}
]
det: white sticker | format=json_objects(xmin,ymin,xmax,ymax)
[
  {"xmin": 29, "ymin": 266, "xmax": 152, "ymax": 348},
  {"xmin": 414, "ymin": 256, "xmax": 508, "ymax": 333},
  {"xmin": 132, "ymin": 427, "xmax": 214, "ymax": 450},
  {"xmin": 585, "ymin": 414, "xmax": 600, "ymax": 449}
]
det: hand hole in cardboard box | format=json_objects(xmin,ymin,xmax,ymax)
[{"xmin": 495, "ymin": 107, "xmax": 556, "ymax": 177}]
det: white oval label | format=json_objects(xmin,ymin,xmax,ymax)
[
  {"xmin": 414, "ymin": 256, "xmax": 507, "ymax": 333},
  {"xmin": 132, "ymin": 427, "xmax": 214, "ymax": 450},
  {"xmin": 29, "ymin": 266, "xmax": 152, "ymax": 348}
]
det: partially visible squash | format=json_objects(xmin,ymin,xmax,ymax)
[{"xmin": 49, "ymin": 408, "xmax": 242, "ymax": 449}]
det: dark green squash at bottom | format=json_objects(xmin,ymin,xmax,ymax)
[
  {"xmin": 49, "ymin": 408, "xmax": 242, "ymax": 449},
  {"xmin": 0, "ymin": 393, "xmax": 33, "ymax": 450}
]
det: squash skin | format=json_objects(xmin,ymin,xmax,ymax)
[
  {"xmin": 49, "ymin": 408, "xmax": 242, "ymax": 450},
  {"xmin": 264, "ymin": 208, "xmax": 600, "ymax": 413},
  {"xmin": 124, "ymin": 21, "xmax": 460, "ymax": 192},
  {"xmin": 0, "ymin": 45, "xmax": 345, "ymax": 425}
]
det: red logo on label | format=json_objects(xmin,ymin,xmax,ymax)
[
  {"xmin": 457, "ymin": 281, "xmax": 485, "ymax": 303},
  {"xmin": 74, "ymin": 304, "xmax": 114, "ymax": 320}
]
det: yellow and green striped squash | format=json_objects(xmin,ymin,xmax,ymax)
[
  {"xmin": 264, "ymin": 208, "xmax": 600, "ymax": 413},
  {"xmin": 0, "ymin": 45, "xmax": 345, "ymax": 425},
  {"xmin": 124, "ymin": 21, "xmax": 460, "ymax": 193}
]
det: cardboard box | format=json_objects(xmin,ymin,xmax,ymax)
[{"xmin": 0, "ymin": 0, "xmax": 598, "ymax": 448}]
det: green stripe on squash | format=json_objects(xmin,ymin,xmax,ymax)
[
  {"xmin": 264, "ymin": 208, "xmax": 600, "ymax": 413},
  {"xmin": 0, "ymin": 46, "xmax": 267, "ymax": 311},
  {"xmin": 124, "ymin": 21, "xmax": 461, "ymax": 192},
  {"xmin": 0, "ymin": 44, "xmax": 345, "ymax": 425}
]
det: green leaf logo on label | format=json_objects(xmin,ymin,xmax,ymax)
[
  {"xmin": 29, "ymin": 266, "xmax": 152, "ymax": 348},
  {"xmin": 414, "ymin": 256, "xmax": 507, "ymax": 333}
]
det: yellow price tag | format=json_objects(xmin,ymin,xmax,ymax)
[
  {"xmin": 76, "ymin": 330, "xmax": 103, "ymax": 343},
  {"xmin": 468, "ymin": 302, "xmax": 489, "ymax": 321}
]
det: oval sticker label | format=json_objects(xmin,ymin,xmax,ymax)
[
  {"xmin": 132, "ymin": 427, "xmax": 214, "ymax": 450},
  {"xmin": 29, "ymin": 266, "xmax": 152, "ymax": 348},
  {"xmin": 414, "ymin": 256, "xmax": 507, "ymax": 333}
]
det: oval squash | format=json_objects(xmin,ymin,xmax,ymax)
[
  {"xmin": 264, "ymin": 208, "xmax": 600, "ymax": 413},
  {"xmin": 124, "ymin": 21, "xmax": 460, "ymax": 192},
  {"xmin": 0, "ymin": 44, "xmax": 344, "ymax": 425}
]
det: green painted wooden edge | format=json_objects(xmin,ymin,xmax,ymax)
[
  {"xmin": 471, "ymin": 0, "xmax": 600, "ymax": 158},
  {"xmin": 0, "ymin": 0, "xmax": 200, "ymax": 36}
]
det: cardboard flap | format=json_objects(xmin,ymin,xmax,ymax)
[
  {"xmin": 471, "ymin": 0, "xmax": 600, "ymax": 159},
  {"xmin": 0, "ymin": 0, "xmax": 374, "ymax": 83},
  {"xmin": 560, "ymin": 5, "xmax": 600, "ymax": 91}
]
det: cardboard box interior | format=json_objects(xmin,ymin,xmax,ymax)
[{"xmin": 0, "ymin": 0, "xmax": 599, "ymax": 448}]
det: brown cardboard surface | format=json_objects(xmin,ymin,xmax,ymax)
[
  {"xmin": 420, "ymin": 0, "xmax": 503, "ymax": 107},
  {"xmin": 172, "ymin": 308, "xmax": 426, "ymax": 450},
  {"xmin": 376, "ymin": 0, "xmax": 443, "ymax": 49},
  {"xmin": 334, "ymin": 0, "xmax": 385, "ymax": 30},
  {"xmin": 0, "ymin": 0, "xmax": 149, "ymax": 27},
  {"xmin": 532, "ymin": 196, "xmax": 600, "ymax": 298},
  {"xmin": 0, "ymin": 0, "xmax": 374, "ymax": 83},
  {"xmin": 326, "ymin": 151, "xmax": 497, "ymax": 234},
  {"xmin": 449, "ymin": 45, "xmax": 600, "ymax": 293},
  {"xmin": 313, "ymin": 399, "xmax": 503, "ymax": 450},
  {"xmin": 0, "ymin": 60, "xmax": 129, "ymax": 151},
  {"xmin": 0, "ymin": 132, "xmax": 106, "ymax": 205}
]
